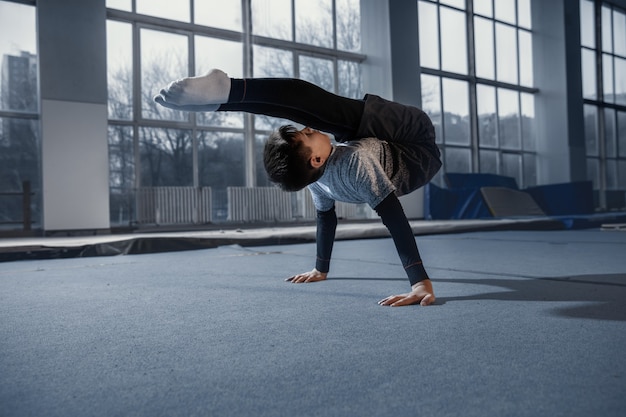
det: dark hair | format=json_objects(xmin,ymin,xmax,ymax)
[{"xmin": 263, "ymin": 125, "xmax": 323, "ymax": 191}]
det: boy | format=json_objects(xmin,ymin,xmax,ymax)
[{"xmin": 155, "ymin": 70, "xmax": 441, "ymax": 307}]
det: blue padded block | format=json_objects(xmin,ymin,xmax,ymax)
[
  {"xmin": 445, "ymin": 173, "xmax": 519, "ymax": 190},
  {"xmin": 424, "ymin": 183, "xmax": 492, "ymax": 220},
  {"xmin": 525, "ymin": 181, "xmax": 594, "ymax": 216}
]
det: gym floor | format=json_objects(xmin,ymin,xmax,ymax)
[{"xmin": 1, "ymin": 227, "xmax": 625, "ymax": 416}]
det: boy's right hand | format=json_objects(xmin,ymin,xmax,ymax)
[{"xmin": 285, "ymin": 268, "xmax": 328, "ymax": 283}]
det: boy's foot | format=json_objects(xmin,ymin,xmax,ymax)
[{"xmin": 153, "ymin": 69, "xmax": 230, "ymax": 111}]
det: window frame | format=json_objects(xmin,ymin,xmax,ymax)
[{"xmin": 418, "ymin": 0, "xmax": 539, "ymax": 188}]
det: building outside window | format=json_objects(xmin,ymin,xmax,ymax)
[
  {"xmin": 418, "ymin": 0, "xmax": 537, "ymax": 189},
  {"xmin": 0, "ymin": 0, "xmax": 39, "ymax": 231},
  {"xmin": 106, "ymin": 0, "xmax": 363, "ymax": 225},
  {"xmin": 580, "ymin": 0, "xmax": 626, "ymax": 210}
]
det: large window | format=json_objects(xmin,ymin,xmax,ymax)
[
  {"xmin": 418, "ymin": 0, "xmax": 537, "ymax": 188},
  {"xmin": 106, "ymin": 0, "xmax": 363, "ymax": 224},
  {"xmin": 580, "ymin": 0, "xmax": 626, "ymax": 210},
  {"xmin": 0, "ymin": 0, "xmax": 39, "ymax": 231}
]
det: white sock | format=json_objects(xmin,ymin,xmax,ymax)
[{"xmin": 158, "ymin": 69, "xmax": 231, "ymax": 106}]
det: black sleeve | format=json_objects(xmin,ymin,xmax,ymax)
[
  {"xmin": 315, "ymin": 206, "xmax": 338, "ymax": 273},
  {"xmin": 375, "ymin": 193, "xmax": 429, "ymax": 286}
]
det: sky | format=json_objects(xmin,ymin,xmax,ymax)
[{"xmin": 0, "ymin": 1, "xmax": 37, "ymax": 59}]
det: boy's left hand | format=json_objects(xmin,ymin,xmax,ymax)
[{"xmin": 378, "ymin": 279, "xmax": 436, "ymax": 307}]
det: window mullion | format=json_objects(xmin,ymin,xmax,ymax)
[{"xmin": 467, "ymin": 0, "xmax": 479, "ymax": 172}]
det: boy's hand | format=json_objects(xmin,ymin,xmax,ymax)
[
  {"xmin": 285, "ymin": 268, "xmax": 328, "ymax": 283},
  {"xmin": 378, "ymin": 279, "xmax": 436, "ymax": 307}
]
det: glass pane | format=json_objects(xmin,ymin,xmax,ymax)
[
  {"xmin": 195, "ymin": 36, "xmax": 243, "ymax": 127},
  {"xmin": 442, "ymin": 78, "xmax": 470, "ymax": 145},
  {"xmin": 523, "ymin": 153, "xmax": 537, "ymax": 187},
  {"xmin": 338, "ymin": 60, "xmax": 362, "ymax": 99},
  {"xmin": 418, "ymin": 1, "xmax": 440, "ymax": 69},
  {"xmin": 420, "ymin": 74, "xmax": 442, "ymax": 143},
  {"xmin": 445, "ymin": 147, "xmax": 471, "ymax": 173},
  {"xmin": 255, "ymin": 133, "xmax": 272, "ymax": 187},
  {"xmin": 336, "ymin": 0, "xmax": 361, "ymax": 52},
  {"xmin": 198, "ymin": 131, "xmax": 244, "ymax": 188},
  {"xmin": 494, "ymin": 0, "xmax": 515, "ymax": 24},
  {"xmin": 586, "ymin": 158, "xmax": 600, "ymax": 188},
  {"xmin": 477, "ymin": 84, "xmax": 497, "ymax": 147},
  {"xmin": 0, "ymin": 1, "xmax": 37, "ymax": 112},
  {"xmin": 615, "ymin": 9, "xmax": 626, "ymax": 56},
  {"xmin": 602, "ymin": 5, "xmax": 613, "ymax": 53},
  {"xmin": 479, "ymin": 149, "xmax": 499, "ymax": 174},
  {"xmin": 615, "ymin": 57, "xmax": 626, "ymax": 105},
  {"xmin": 606, "ymin": 159, "xmax": 618, "ymax": 189},
  {"xmin": 581, "ymin": 48, "xmax": 597, "ymax": 100},
  {"xmin": 496, "ymin": 23, "xmax": 518, "ymax": 84},
  {"xmin": 195, "ymin": 0, "xmax": 241, "ymax": 31},
  {"xmin": 501, "ymin": 153, "xmax": 522, "ymax": 185},
  {"xmin": 603, "ymin": 54, "xmax": 614, "ymax": 102},
  {"xmin": 474, "ymin": 17, "xmax": 495, "ymax": 79},
  {"xmin": 519, "ymin": 30, "xmax": 533, "ymax": 87},
  {"xmin": 605, "ymin": 108, "xmax": 616, "ymax": 158},
  {"xmin": 299, "ymin": 56, "xmax": 334, "ymax": 93},
  {"xmin": 139, "ymin": 127, "xmax": 193, "ymax": 186},
  {"xmin": 253, "ymin": 45, "xmax": 293, "ymax": 130},
  {"xmin": 584, "ymin": 104, "xmax": 598, "ymax": 156},
  {"xmin": 195, "ymin": 37, "xmax": 243, "ymax": 78},
  {"xmin": 619, "ymin": 160, "xmax": 626, "ymax": 189},
  {"xmin": 296, "ymin": 0, "xmax": 333, "ymax": 48},
  {"xmin": 440, "ymin": 7, "xmax": 467, "ymax": 74},
  {"xmin": 107, "ymin": 21, "xmax": 133, "ymax": 120},
  {"xmin": 618, "ymin": 111, "xmax": 626, "ymax": 157},
  {"xmin": 198, "ymin": 131, "xmax": 245, "ymax": 221},
  {"xmin": 520, "ymin": 92, "xmax": 535, "ymax": 151},
  {"xmin": 580, "ymin": 0, "xmax": 595, "ymax": 49},
  {"xmin": 440, "ymin": 0, "xmax": 465, "ymax": 9},
  {"xmin": 252, "ymin": 0, "xmax": 293, "ymax": 41},
  {"xmin": 498, "ymin": 88, "xmax": 520, "ymax": 150},
  {"xmin": 518, "ymin": 0, "xmax": 531, "ymax": 29},
  {"xmin": 473, "ymin": 0, "xmax": 492, "ymax": 17},
  {"xmin": 137, "ymin": 0, "xmax": 190, "ymax": 22},
  {"xmin": 106, "ymin": 0, "xmax": 131, "ymax": 11},
  {"xmin": 0, "ymin": 117, "xmax": 41, "ymax": 224},
  {"xmin": 108, "ymin": 126, "xmax": 134, "ymax": 229},
  {"xmin": 141, "ymin": 29, "xmax": 189, "ymax": 121},
  {"xmin": 108, "ymin": 125, "xmax": 135, "ymax": 190}
]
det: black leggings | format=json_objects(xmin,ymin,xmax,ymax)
[{"xmin": 218, "ymin": 78, "xmax": 365, "ymax": 140}]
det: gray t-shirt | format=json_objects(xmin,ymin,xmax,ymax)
[{"xmin": 307, "ymin": 138, "xmax": 396, "ymax": 212}]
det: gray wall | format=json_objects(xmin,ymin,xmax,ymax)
[{"xmin": 38, "ymin": 0, "xmax": 110, "ymax": 232}]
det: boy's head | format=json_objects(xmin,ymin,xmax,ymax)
[{"xmin": 263, "ymin": 125, "xmax": 331, "ymax": 191}]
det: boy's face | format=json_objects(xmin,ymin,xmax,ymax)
[{"xmin": 297, "ymin": 127, "xmax": 331, "ymax": 161}]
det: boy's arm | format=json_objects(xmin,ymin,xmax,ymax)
[
  {"xmin": 315, "ymin": 205, "xmax": 337, "ymax": 274},
  {"xmin": 374, "ymin": 193, "xmax": 436, "ymax": 306},
  {"xmin": 286, "ymin": 206, "xmax": 337, "ymax": 283}
]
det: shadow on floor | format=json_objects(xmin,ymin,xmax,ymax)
[
  {"xmin": 330, "ymin": 274, "xmax": 626, "ymax": 321},
  {"xmin": 436, "ymin": 274, "xmax": 626, "ymax": 322}
]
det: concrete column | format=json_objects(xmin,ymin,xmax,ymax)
[
  {"xmin": 532, "ymin": 0, "xmax": 594, "ymax": 185},
  {"xmin": 38, "ymin": 0, "xmax": 110, "ymax": 232}
]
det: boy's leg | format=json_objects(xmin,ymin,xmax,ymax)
[
  {"xmin": 356, "ymin": 94, "xmax": 442, "ymax": 196},
  {"xmin": 155, "ymin": 71, "xmax": 364, "ymax": 138}
]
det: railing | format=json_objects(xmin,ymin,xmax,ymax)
[
  {"xmin": 134, "ymin": 186, "xmax": 371, "ymax": 226},
  {"xmin": 136, "ymin": 187, "xmax": 212, "ymax": 225},
  {"xmin": 301, "ymin": 190, "xmax": 364, "ymax": 219},
  {"xmin": 0, "ymin": 181, "xmax": 33, "ymax": 232},
  {"xmin": 227, "ymin": 186, "xmax": 293, "ymax": 222}
]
